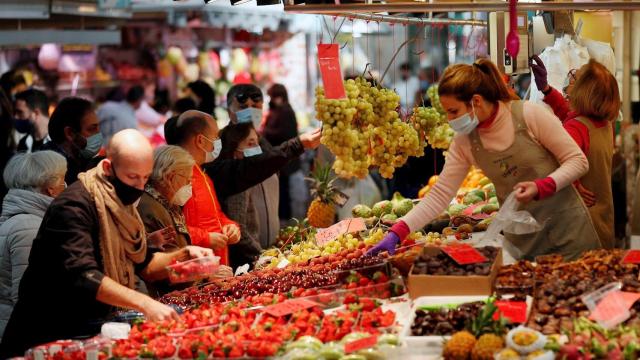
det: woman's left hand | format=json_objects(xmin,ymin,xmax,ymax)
[
  {"xmin": 214, "ymin": 265, "xmax": 234, "ymax": 279},
  {"xmin": 513, "ymin": 181, "xmax": 539, "ymax": 203},
  {"xmin": 222, "ymin": 224, "xmax": 241, "ymax": 244}
]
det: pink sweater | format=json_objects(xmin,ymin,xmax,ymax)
[{"xmin": 402, "ymin": 101, "xmax": 589, "ymax": 232}]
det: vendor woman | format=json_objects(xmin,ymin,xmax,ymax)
[{"xmin": 369, "ymin": 59, "xmax": 600, "ymax": 261}]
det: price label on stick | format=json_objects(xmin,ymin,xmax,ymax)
[
  {"xmin": 316, "ymin": 218, "xmax": 366, "ymax": 246},
  {"xmin": 442, "ymin": 244, "xmax": 488, "ymax": 265},
  {"xmin": 262, "ymin": 298, "xmax": 320, "ymax": 317},
  {"xmin": 493, "ymin": 301, "xmax": 527, "ymax": 323},
  {"xmin": 345, "ymin": 335, "xmax": 378, "ymax": 353},
  {"xmin": 622, "ymin": 250, "xmax": 640, "ymax": 264},
  {"xmin": 317, "ymin": 43, "xmax": 346, "ymax": 99}
]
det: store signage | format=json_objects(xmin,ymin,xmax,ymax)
[
  {"xmin": 316, "ymin": 218, "xmax": 366, "ymax": 246},
  {"xmin": 345, "ymin": 335, "xmax": 378, "ymax": 353},
  {"xmin": 262, "ymin": 298, "xmax": 320, "ymax": 317},
  {"xmin": 621, "ymin": 250, "xmax": 640, "ymax": 264},
  {"xmin": 317, "ymin": 43, "xmax": 346, "ymax": 99},
  {"xmin": 442, "ymin": 244, "xmax": 488, "ymax": 265},
  {"xmin": 493, "ymin": 301, "xmax": 527, "ymax": 323}
]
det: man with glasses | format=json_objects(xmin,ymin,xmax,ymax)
[{"xmin": 217, "ymin": 84, "xmax": 319, "ymax": 249}]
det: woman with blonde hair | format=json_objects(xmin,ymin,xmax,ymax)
[
  {"xmin": 369, "ymin": 58, "xmax": 600, "ymax": 261},
  {"xmin": 531, "ymin": 58, "xmax": 620, "ymax": 249}
]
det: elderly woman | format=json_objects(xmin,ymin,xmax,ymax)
[
  {"xmin": 138, "ymin": 145, "xmax": 195, "ymax": 251},
  {"xmin": 137, "ymin": 145, "xmax": 232, "ymax": 295},
  {"xmin": 0, "ymin": 151, "xmax": 67, "ymax": 338}
]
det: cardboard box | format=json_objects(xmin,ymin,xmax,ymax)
[{"xmin": 407, "ymin": 247, "xmax": 502, "ymax": 298}]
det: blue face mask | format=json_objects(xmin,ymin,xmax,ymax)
[
  {"xmin": 81, "ymin": 133, "xmax": 103, "ymax": 159},
  {"xmin": 449, "ymin": 105, "xmax": 479, "ymax": 135},
  {"xmin": 242, "ymin": 145, "xmax": 263, "ymax": 157},
  {"xmin": 236, "ymin": 108, "xmax": 263, "ymax": 128}
]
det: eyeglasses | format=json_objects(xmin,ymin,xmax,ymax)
[
  {"xmin": 567, "ymin": 69, "xmax": 578, "ymax": 82},
  {"xmin": 235, "ymin": 92, "xmax": 263, "ymax": 104},
  {"xmin": 200, "ymin": 134, "xmax": 220, "ymax": 144}
]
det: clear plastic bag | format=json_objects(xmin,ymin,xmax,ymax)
[{"xmin": 483, "ymin": 192, "xmax": 543, "ymax": 242}]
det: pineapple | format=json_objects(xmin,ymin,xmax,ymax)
[
  {"xmin": 471, "ymin": 334, "xmax": 504, "ymax": 360},
  {"xmin": 443, "ymin": 331, "xmax": 477, "ymax": 360},
  {"xmin": 306, "ymin": 164, "xmax": 338, "ymax": 228}
]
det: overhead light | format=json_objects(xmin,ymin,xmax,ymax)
[
  {"xmin": 230, "ymin": 0, "xmax": 252, "ymax": 5},
  {"xmin": 256, "ymin": 0, "xmax": 281, "ymax": 5}
]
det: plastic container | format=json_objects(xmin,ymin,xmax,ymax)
[
  {"xmin": 167, "ymin": 256, "xmax": 220, "ymax": 283},
  {"xmin": 580, "ymin": 282, "xmax": 628, "ymax": 329},
  {"xmin": 505, "ymin": 327, "xmax": 547, "ymax": 354}
]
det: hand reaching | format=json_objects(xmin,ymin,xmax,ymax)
[
  {"xmin": 529, "ymin": 55, "xmax": 549, "ymax": 93},
  {"xmin": 299, "ymin": 128, "xmax": 322, "ymax": 150},
  {"xmin": 365, "ymin": 232, "xmax": 400, "ymax": 256}
]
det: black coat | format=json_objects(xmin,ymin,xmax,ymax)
[
  {"xmin": 0, "ymin": 182, "xmax": 155, "ymax": 358},
  {"xmin": 204, "ymin": 136, "xmax": 304, "ymax": 202}
]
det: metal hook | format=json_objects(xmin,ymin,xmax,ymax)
[{"xmin": 340, "ymin": 42, "xmax": 348, "ymax": 50}]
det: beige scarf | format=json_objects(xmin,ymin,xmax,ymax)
[{"xmin": 78, "ymin": 161, "xmax": 148, "ymax": 289}]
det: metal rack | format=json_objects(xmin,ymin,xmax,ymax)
[
  {"xmin": 285, "ymin": 1, "xmax": 640, "ymax": 13},
  {"xmin": 333, "ymin": 12, "xmax": 487, "ymax": 26}
]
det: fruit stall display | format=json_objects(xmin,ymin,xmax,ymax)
[{"xmin": 32, "ymin": 295, "xmax": 402, "ymax": 360}]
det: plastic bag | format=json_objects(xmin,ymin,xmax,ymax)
[
  {"xmin": 578, "ymin": 37, "xmax": 616, "ymax": 74},
  {"xmin": 529, "ymin": 35, "xmax": 590, "ymax": 104},
  {"xmin": 483, "ymin": 192, "xmax": 543, "ymax": 242}
]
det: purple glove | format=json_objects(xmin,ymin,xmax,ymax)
[
  {"xmin": 366, "ymin": 231, "xmax": 400, "ymax": 256},
  {"xmin": 529, "ymin": 55, "xmax": 548, "ymax": 92}
]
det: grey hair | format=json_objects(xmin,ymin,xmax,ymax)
[
  {"xmin": 3, "ymin": 151, "xmax": 67, "ymax": 193},
  {"xmin": 150, "ymin": 145, "xmax": 195, "ymax": 186}
]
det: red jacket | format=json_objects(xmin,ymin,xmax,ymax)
[{"xmin": 183, "ymin": 165, "xmax": 238, "ymax": 265}]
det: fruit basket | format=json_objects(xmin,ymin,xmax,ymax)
[
  {"xmin": 401, "ymin": 296, "xmax": 490, "ymax": 356},
  {"xmin": 167, "ymin": 256, "xmax": 221, "ymax": 284}
]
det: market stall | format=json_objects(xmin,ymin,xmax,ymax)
[{"xmin": 2, "ymin": 0, "xmax": 640, "ymax": 359}]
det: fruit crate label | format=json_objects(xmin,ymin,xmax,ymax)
[
  {"xmin": 345, "ymin": 335, "xmax": 378, "ymax": 353},
  {"xmin": 493, "ymin": 300, "xmax": 527, "ymax": 323},
  {"xmin": 262, "ymin": 298, "xmax": 320, "ymax": 317},
  {"xmin": 621, "ymin": 250, "xmax": 640, "ymax": 264},
  {"xmin": 317, "ymin": 43, "xmax": 347, "ymax": 99},
  {"xmin": 441, "ymin": 244, "xmax": 488, "ymax": 265},
  {"xmin": 316, "ymin": 218, "xmax": 366, "ymax": 246}
]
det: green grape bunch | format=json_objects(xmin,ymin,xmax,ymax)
[{"xmin": 315, "ymin": 77, "xmax": 422, "ymax": 179}]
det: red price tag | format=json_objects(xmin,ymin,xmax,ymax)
[
  {"xmin": 317, "ymin": 43, "xmax": 346, "ymax": 99},
  {"xmin": 442, "ymin": 244, "xmax": 488, "ymax": 265},
  {"xmin": 345, "ymin": 335, "xmax": 378, "ymax": 353},
  {"xmin": 622, "ymin": 250, "xmax": 640, "ymax": 264},
  {"xmin": 263, "ymin": 298, "xmax": 320, "ymax": 317},
  {"xmin": 316, "ymin": 218, "xmax": 366, "ymax": 246},
  {"xmin": 493, "ymin": 301, "xmax": 527, "ymax": 323}
]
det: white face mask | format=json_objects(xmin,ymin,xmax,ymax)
[
  {"xmin": 202, "ymin": 136, "xmax": 222, "ymax": 163},
  {"xmin": 449, "ymin": 104, "xmax": 479, "ymax": 135},
  {"xmin": 236, "ymin": 107, "xmax": 263, "ymax": 128},
  {"xmin": 172, "ymin": 184, "xmax": 193, "ymax": 206},
  {"xmin": 242, "ymin": 145, "xmax": 262, "ymax": 157}
]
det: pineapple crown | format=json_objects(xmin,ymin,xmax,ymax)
[{"xmin": 305, "ymin": 163, "xmax": 338, "ymax": 204}]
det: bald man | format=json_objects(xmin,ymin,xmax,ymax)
[{"xmin": 0, "ymin": 129, "xmax": 214, "ymax": 358}]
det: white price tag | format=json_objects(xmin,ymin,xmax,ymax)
[{"xmin": 277, "ymin": 258, "xmax": 290, "ymax": 269}]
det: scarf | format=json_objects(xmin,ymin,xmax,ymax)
[
  {"xmin": 78, "ymin": 161, "xmax": 147, "ymax": 289},
  {"xmin": 145, "ymin": 184, "xmax": 190, "ymax": 248}
]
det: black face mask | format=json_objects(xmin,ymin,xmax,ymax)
[
  {"xmin": 109, "ymin": 166, "xmax": 145, "ymax": 206},
  {"xmin": 14, "ymin": 118, "xmax": 33, "ymax": 134}
]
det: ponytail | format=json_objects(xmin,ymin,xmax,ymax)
[{"xmin": 439, "ymin": 58, "xmax": 517, "ymax": 103}]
